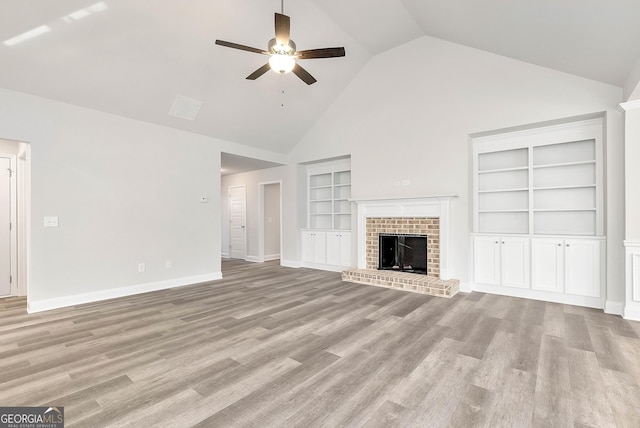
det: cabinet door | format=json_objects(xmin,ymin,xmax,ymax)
[
  {"xmin": 301, "ymin": 231, "xmax": 315, "ymax": 263},
  {"xmin": 326, "ymin": 232, "xmax": 352, "ymax": 266},
  {"xmin": 501, "ymin": 237, "xmax": 530, "ymax": 289},
  {"xmin": 474, "ymin": 236, "xmax": 501, "ymax": 285},
  {"xmin": 326, "ymin": 232, "xmax": 341, "ymax": 266},
  {"xmin": 338, "ymin": 231, "xmax": 351, "ymax": 266},
  {"xmin": 565, "ymin": 239, "xmax": 600, "ymax": 297},
  {"xmin": 302, "ymin": 231, "xmax": 327, "ymax": 264},
  {"xmin": 531, "ymin": 238, "xmax": 564, "ymax": 293}
]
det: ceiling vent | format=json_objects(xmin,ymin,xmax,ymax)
[{"xmin": 169, "ymin": 95, "xmax": 203, "ymax": 121}]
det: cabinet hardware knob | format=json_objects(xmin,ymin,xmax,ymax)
[
  {"xmin": 495, "ymin": 241, "xmax": 499, "ymax": 244},
  {"xmin": 558, "ymin": 244, "xmax": 562, "ymax": 246},
  {"xmin": 566, "ymin": 244, "xmax": 570, "ymax": 247},
  {"xmin": 502, "ymin": 242, "xmax": 505, "ymax": 244}
]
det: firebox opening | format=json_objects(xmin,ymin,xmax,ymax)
[{"xmin": 378, "ymin": 233, "xmax": 428, "ymax": 275}]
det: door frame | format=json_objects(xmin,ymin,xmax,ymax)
[
  {"xmin": 0, "ymin": 139, "xmax": 30, "ymax": 297},
  {"xmin": 258, "ymin": 180, "xmax": 283, "ymax": 263},
  {"xmin": 228, "ymin": 184, "xmax": 247, "ymax": 260}
]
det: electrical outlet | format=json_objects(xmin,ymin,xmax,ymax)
[
  {"xmin": 138, "ymin": 263, "xmax": 145, "ymax": 273},
  {"xmin": 402, "ymin": 179, "xmax": 411, "ymax": 186},
  {"xmin": 44, "ymin": 216, "xmax": 59, "ymax": 227}
]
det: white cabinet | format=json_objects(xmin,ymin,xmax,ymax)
[
  {"xmin": 473, "ymin": 236, "xmax": 529, "ymax": 289},
  {"xmin": 301, "ymin": 231, "xmax": 326, "ymax": 264},
  {"xmin": 326, "ymin": 231, "xmax": 351, "ymax": 267},
  {"xmin": 532, "ymin": 238, "xmax": 601, "ymax": 297},
  {"xmin": 301, "ymin": 230, "xmax": 352, "ymax": 271},
  {"xmin": 472, "ymin": 118, "xmax": 606, "ymax": 309}
]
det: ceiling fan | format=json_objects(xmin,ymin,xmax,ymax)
[{"xmin": 215, "ymin": 2, "xmax": 345, "ymax": 85}]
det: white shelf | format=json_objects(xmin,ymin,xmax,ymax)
[
  {"xmin": 533, "ymin": 184, "xmax": 595, "ymax": 191},
  {"xmin": 478, "ymin": 166, "xmax": 529, "ymax": 174},
  {"xmin": 478, "ymin": 188, "xmax": 529, "ymax": 194},
  {"xmin": 479, "ymin": 209, "xmax": 529, "ymax": 213},
  {"xmin": 532, "ymin": 160, "xmax": 596, "ymax": 169}
]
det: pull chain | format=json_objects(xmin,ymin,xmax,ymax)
[
  {"xmin": 281, "ymin": 0, "xmax": 284, "ymax": 14},
  {"xmin": 280, "ymin": 73, "xmax": 286, "ymax": 108}
]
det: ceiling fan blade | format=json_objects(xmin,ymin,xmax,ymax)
[
  {"xmin": 215, "ymin": 40, "xmax": 268, "ymax": 55},
  {"xmin": 275, "ymin": 13, "xmax": 290, "ymax": 47},
  {"xmin": 296, "ymin": 47, "xmax": 346, "ymax": 60},
  {"xmin": 246, "ymin": 63, "xmax": 271, "ymax": 80},
  {"xmin": 292, "ymin": 63, "xmax": 317, "ymax": 85}
]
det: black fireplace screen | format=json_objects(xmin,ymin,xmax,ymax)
[{"xmin": 378, "ymin": 233, "xmax": 428, "ymax": 275}]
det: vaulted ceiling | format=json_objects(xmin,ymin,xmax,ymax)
[{"xmin": 2, "ymin": 0, "xmax": 639, "ymax": 155}]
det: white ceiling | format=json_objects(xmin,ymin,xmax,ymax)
[{"xmin": 2, "ymin": 0, "xmax": 640, "ymax": 158}]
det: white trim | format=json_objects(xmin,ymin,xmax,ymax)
[
  {"xmin": 472, "ymin": 282, "xmax": 604, "ymax": 309},
  {"xmin": 618, "ymin": 99, "xmax": 640, "ymax": 112},
  {"xmin": 221, "ymin": 252, "xmax": 230, "ymax": 258},
  {"xmin": 0, "ymin": 153, "xmax": 17, "ymax": 297},
  {"xmin": 623, "ymin": 306, "xmax": 640, "ymax": 322},
  {"xmin": 605, "ymin": 300, "xmax": 624, "ymax": 315},
  {"xmin": 264, "ymin": 254, "xmax": 280, "ymax": 262},
  {"xmin": 301, "ymin": 261, "xmax": 347, "ymax": 273},
  {"xmin": 258, "ymin": 180, "xmax": 282, "ymax": 263},
  {"xmin": 245, "ymin": 256, "xmax": 260, "ymax": 263},
  {"xmin": 27, "ymin": 272, "xmax": 223, "ymax": 313},
  {"xmin": 353, "ymin": 196, "xmax": 457, "ymax": 280},
  {"xmin": 280, "ymin": 259, "xmax": 302, "ymax": 268}
]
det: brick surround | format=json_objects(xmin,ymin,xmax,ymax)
[
  {"xmin": 343, "ymin": 214, "xmax": 459, "ymax": 298},
  {"xmin": 365, "ymin": 217, "xmax": 440, "ymax": 278}
]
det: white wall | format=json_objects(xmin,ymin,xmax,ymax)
[
  {"xmin": 0, "ymin": 88, "xmax": 283, "ymax": 311},
  {"xmin": 221, "ymin": 166, "xmax": 298, "ymax": 265},
  {"xmin": 290, "ymin": 35, "xmax": 625, "ymax": 305}
]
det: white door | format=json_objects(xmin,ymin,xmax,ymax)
[
  {"xmin": 0, "ymin": 157, "xmax": 11, "ymax": 296},
  {"xmin": 228, "ymin": 185, "xmax": 246, "ymax": 260}
]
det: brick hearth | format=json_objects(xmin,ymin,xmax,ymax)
[{"xmin": 343, "ymin": 215, "xmax": 459, "ymax": 298}]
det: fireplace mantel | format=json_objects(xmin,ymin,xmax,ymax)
[{"xmin": 353, "ymin": 196, "xmax": 457, "ymax": 280}]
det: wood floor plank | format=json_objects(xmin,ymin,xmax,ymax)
[{"xmin": 0, "ymin": 258, "xmax": 639, "ymax": 427}]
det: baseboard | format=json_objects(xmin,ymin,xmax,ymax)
[
  {"xmin": 221, "ymin": 252, "xmax": 230, "ymax": 259},
  {"xmin": 471, "ymin": 282, "xmax": 604, "ymax": 310},
  {"xmin": 604, "ymin": 300, "xmax": 624, "ymax": 315},
  {"xmin": 459, "ymin": 281, "xmax": 474, "ymax": 293},
  {"xmin": 245, "ymin": 256, "xmax": 260, "ymax": 263},
  {"xmin": 623, "ymin": 305, "xmax": 640, "ymax": 322},
  {"xmin": 280, "ymin": 259, "xmax": 302, "ymax": 268},
  {"xmin": 264, "ymin": 254, "xmax": 280, "ymax": 262},
  {"xmin": 27, "ymin": 272, "xmax": 223, "ymax": 313}
]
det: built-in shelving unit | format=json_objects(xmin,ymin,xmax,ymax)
[
  {"xmin": 303, "ymin": 158, "xmax": 353, "ymax": 272},
  {"xmin": 307, "ymin": 160, "xmax": 351, "ymax": 230},
  {"xmin": 471, "ymin": 117, "xmax": 605, "ymax": 309},
  {"xmin": 474, "ymin": 126, "xmax": 602, "ymax": 236}
]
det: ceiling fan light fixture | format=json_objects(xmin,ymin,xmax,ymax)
[{"xmin": 269, "ymin": 54, "xmax": 295, "ymax": 74}]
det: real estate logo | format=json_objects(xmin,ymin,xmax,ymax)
[{"xmin": 0, "ymin": 406, "xmax": 64, "ymax": 428}]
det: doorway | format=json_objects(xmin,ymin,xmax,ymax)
[
  {"xmin": 259, "ymin": 181, "xmax": 282, "ymax": 262},
  {"xmin": 0, "ymin": 156, "xmax": 11, "ymax": 296},
  {"xmin": 0, "ymin": 139, "xmax": 29, "ymax": 298},
  {"xmin": 228, "ymin": 185, "xmax": 247, "ymax": 260}
]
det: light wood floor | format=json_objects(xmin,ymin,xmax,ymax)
[{"xmin": 1, "ymin": 260, "xmax": 640, "ymax": 427}]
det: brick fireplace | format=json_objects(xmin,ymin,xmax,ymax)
[{"xmin": 342, "ymin": 197, "xmax": 460, "ymax": 297}]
